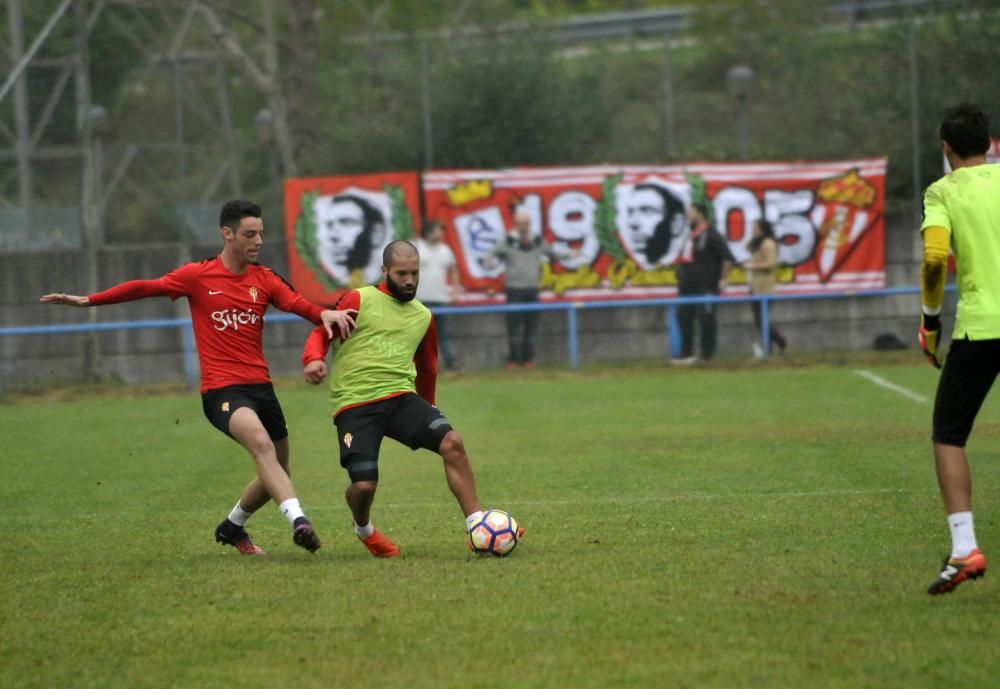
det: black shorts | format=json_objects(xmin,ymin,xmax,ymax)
[
  {"xmin": 201, "ymin": 383, "xmax": 288, "ymax": 441},
  {"xmin": 933, "ymin": 338, "xmax": 1000, "ymax": 447},
  {"xmin": 334, "ymin": 393, "xmax": 453, "ymax": 480}
]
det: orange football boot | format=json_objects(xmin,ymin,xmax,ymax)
[
  {"xmin": 360, "ymin": 528, "xmax": 400, "ymax": 558},
  {"xmin": 928, "ymin": 548, "xmax": 987, "ymax": 595}
]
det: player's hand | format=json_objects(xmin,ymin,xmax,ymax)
[
  {"xmin": 303, "ymin": 360, "xmax": 328, "ymax": 385},
  {"xmin": 918, "ymin": 314, "xmax": 942, "ymax": 369},
  {"xmin": 40, "ymin": 293, "xmax": 88, "ymax": 307},
  {"xmin": 321, "ymin": 308, "xmax": 357, "ymax": 340}
]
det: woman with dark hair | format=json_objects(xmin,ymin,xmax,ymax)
[{"xmin": 744, "ymin": 218, "xmax": 787, "ymax": 357}]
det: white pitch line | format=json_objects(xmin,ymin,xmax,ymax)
[{"xmin": 852, "ymin": 369, "xmax": 928, "ymax": 404}]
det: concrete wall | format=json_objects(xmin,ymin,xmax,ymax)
[{"xmin": 0, "ymin": 205, "xmax": 933, "ymax": 390}]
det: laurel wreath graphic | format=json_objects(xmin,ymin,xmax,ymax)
[
  {"xmin": 384, "ymin": 182, "xmax": 414, "ymax": 241},
  {"xmin": 684, "ymin": 171, "xmax": 713, "ymax": 224},
  {"xmin": 595, "ymin": 172, "xmax": 626, "ymax": 260}
]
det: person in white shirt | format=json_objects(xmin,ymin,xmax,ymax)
[{"xmin": 415, "ymin": 220, "xmax": 460, "ymax": 370}]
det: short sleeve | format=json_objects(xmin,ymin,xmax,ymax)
[{"xmin": 921, "ymin": 183, "xmax": 951, "ymax": 234}]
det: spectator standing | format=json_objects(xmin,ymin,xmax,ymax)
[
  {"xmin": 673, "ymin": 202, "xmax": 735, "ymax": 364},
  {"xmin": 415, "ymin": 220, "xmax": 460, "ymax": 370},
  {"xmin": 744, "ymin": 219, "xmax": 788, "ymax": 358},
  {"xmin": 485, "ymin": 211, "xmax": 566, "ymax": 368}
]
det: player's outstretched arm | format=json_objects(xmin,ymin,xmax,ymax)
[
  {"xmin": 44, "ymin": 279, "xmax": 168, "ymax": 307},
  {"xmin": 40, "ymin": 293, "xmax": 89, "ymax": 307}
]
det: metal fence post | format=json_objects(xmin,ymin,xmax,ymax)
[
  {"xmin": 667, "ymin": 304, "xmax": 680, "ymax": 359},
  {"xmin": 420, "ymin": 42, "xmax": 434, "ymax": 170},
  {"xmin": 182, "ymin": 321, "xmax": 197, "ymax": 389},
  {"xmin": 566, "ymin": 303, "xmax": 579, "ymax": 369},
  {"xmin": 760, "ymin": 296, "xmax": 771, "ymax": 355},
  {"xmin": 663, "ymin": 35, "xmax": 676, "ymax": 158}
]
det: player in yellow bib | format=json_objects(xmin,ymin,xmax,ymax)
[
  {"xmin": 302, "ymin": 240, "xmax": 522, "ymax": 556},
  {"xmin": 920, "ymin": 104, "xmax": 1000, "ymax": 594}
]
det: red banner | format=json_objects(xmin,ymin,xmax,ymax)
[
  {"xmin": 284, "ymin": 172, "xmax": 421, "ymax": 304},
  {"xmin": 423, "ymin": 160, "xmax": 886, "ymax": 302},
  {"xmin": 286, "ymin": 160, "xmax": 886, "ymax": 304}
]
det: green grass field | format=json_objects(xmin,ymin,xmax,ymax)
[{"xmin": 3, "ymin": 357, "xmax": 1000, "ymax": 689}]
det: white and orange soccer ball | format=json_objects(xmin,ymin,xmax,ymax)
[{"xmin": 468, "ymin": 509, "xmax": 521, "ymax": 557}]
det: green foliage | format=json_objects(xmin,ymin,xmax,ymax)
[
  {"xmin": 595, "ymin": 172, "xmax": 625, "ymax": 259},
  {"xmin": 429, "ymin": 39, "xmax": 581, "ymax": 168},
  {"xmin": 384, "ymin": 183, "xmax": 415, "ymax": 241},
  {"xmin": 684, "ymin": 172, "xmax": 710, "ymax": 221},
  {"xmin": 3, "ymin": 362, "xmax": 1000, "ymax": 687},
  {"xmin": 8, "ymin": 1, "xmax": 1000, "ymax": 243}
]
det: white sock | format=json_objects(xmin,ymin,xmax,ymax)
[
  {"xmin": 227, "ymin": 502, "xmax": 253, "ymax": 527},
  {"xmin": 355, "ymin": 522, "xmax": 374, "ymax": 539},
  {"xmin": 278, "ymin": 498, "xmax": 305, "ymax": 526},
  {"xmin": 948, "ymin": 511, "xmax": 978, "ymax": 558},
  {"xmin": 464, "ymin": 510, "xmax": 484, "ymax": 531}
]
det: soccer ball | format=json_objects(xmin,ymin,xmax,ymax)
[{"xmin": 468, "ymin": 509, "xmax": 520, "ymax": 557}]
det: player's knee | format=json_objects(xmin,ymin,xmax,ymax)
[
  {"xmin": 242, "ymin": 428, "xmax": 274, "ymax": 458},
  {"xmin": 349, "ymin": 480, "xmax": 378, "ymax": 499},
  {"xmin": 439, "ymin": 430, "xmax": 465, "ymax": 459}
]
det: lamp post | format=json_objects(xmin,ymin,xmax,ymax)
[
  {"xmin": 726, "ymin": 64, "xmax": 754, "ymax": 160},
  {"xmin": 255, "ymin": 108, "xmax": 279, "ymax": 211}
]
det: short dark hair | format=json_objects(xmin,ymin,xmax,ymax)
[
  {"xmin": 748, "ymin": 218, "xmax": 776, "ymax": 253},
  {"xmin": 219, "ymin": 199, "xmax": 261, "ymax": 230},
  {"xmin": 691, "ymin": 201, "xmax": 711, "ymax": 222},
  {"xmin": 940, "ymin": 104, "xmax": 991, "ymax": 160},
  {"xmin": 422, "ymin": 219, "xmax": 444, "ymax": 237}
]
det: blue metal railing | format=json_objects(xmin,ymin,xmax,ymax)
[{"xmin": 1, "ymin": 286, "xmax": 929, "ymax": 390}]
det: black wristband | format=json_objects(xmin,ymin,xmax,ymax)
[{"xmin": 922, "ymin": 313, "xmax": 941, "ymax": 331}]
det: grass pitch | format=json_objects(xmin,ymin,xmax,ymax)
[{"xmin": 2, "ymin": 357, "xmax": 1000, "ymax": 689}]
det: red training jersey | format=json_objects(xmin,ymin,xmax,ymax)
[{"xmin": 88, "ymin": 256, "xmax": 324, "ymax": 392}]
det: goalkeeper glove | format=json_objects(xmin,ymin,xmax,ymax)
[{"xmin": 918, "ymin": 313, "xmax": 942, "ymax": 369}]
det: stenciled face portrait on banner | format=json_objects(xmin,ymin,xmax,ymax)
[
  {"xmin": 313, "ymin": 189, "xmax": 391, "ymax": 287},
  {"xmin": 616, "ymin": 179, "xmax": 690, "ymax": 270},
  {"xmin": 547, "ymin": 191, "xmax": 600, "ymax": 269}
]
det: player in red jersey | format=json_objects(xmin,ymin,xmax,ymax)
[{"xmin": 41, "ymin": 199, "xmax": 356, "ymax": 555}]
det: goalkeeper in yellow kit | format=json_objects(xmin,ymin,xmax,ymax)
[{"xmin": 920, "ymin": 104, "xmax": 1000, "ymax": 594}]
